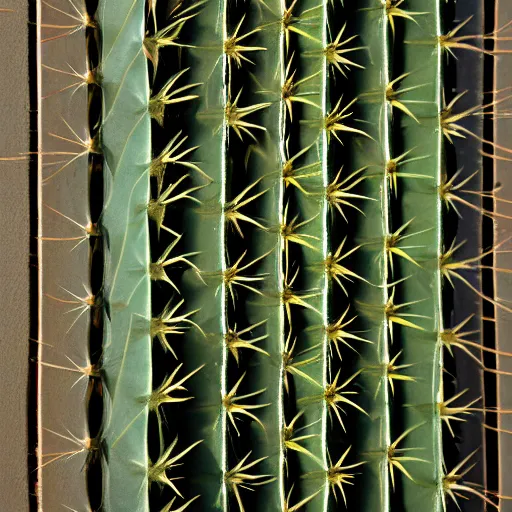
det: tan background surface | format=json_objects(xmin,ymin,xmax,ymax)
[{"xmin": 0, "ymin": 0, "xmax": 30, "ymax": 509}]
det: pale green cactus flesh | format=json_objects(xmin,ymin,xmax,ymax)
[
  {"xmin": 397, "ymin": 0, "xmax": 444, "ymax": 509},
  {"xmin": 340, "ymin": 3, "xmax": 393, "ymax": 511},
  {"xmin": 345, "ymin": 1, "xmax": 445, "ymax": 510},
  {"xmin": 99, "ymin": 0, "xmax": 152, "ymax": 509}
]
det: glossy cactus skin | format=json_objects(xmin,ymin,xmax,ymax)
[
  {"xmin": 99, "ymin": 0, "xmax": 152, "ymax": 509},
  {"xmin": 234, "ymin": 2, "xmax": 283, "ymax": 509},
  {"xmin": 173, "ymin": 0, "xmax": 235, "ymax": 506},
  {"xmin": 397, "ymin": 1, "xmax": 444, "ymax": 509},
  {"xmin": 340, "ymin": 3, "xmax": 392, "ymax": 510}
]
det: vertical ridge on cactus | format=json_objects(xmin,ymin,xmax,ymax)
[
  {"xmin": 98, "ymin": 0, "xmax": 152, "ymax": 509},
  {"xmin": 397, "ymin": 0, "xmax": 444, "ymax": 509},
  {"xmin": 340, "ymin": 2, "xmax": 392, "ymax": 510}
]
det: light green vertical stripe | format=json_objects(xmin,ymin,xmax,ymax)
[
  {"xmin": 99, "ymin": 0, "xmax": 152, "ymax": 509},
  {"xmin": 398, "ymin": 0, "xmax": 444, "ymax": 509}
]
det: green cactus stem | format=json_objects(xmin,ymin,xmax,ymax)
[{"xmin": 98, "ymin": 0, "xmax": 152, "ymax": 509}]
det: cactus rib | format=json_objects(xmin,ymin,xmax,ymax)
[
  {"xmin": 397, "ymin": 0, "xmax": 444, "ymax": 509},
  {"xmin": 98, "ymin": 0, "xmax": 152, "ymax": 509}
]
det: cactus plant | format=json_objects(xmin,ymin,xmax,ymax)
[
  {"xmin": 3, "ymin": 0, "xmax": 512, "ymax": 510},
  {"xmin": 98, "ymin": 0, "xmax": 153, "ymax": 509}
]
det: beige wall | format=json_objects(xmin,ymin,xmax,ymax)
[{"xmin": 0, "ymin": 1, "xmax": 30, "ymax": 509}]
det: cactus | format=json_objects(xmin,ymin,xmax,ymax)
[
  {"xmin": 98, "ymin": 0, "xmax": 153, "ymax": 509},
  {"xmin": 1, "ymin": 0, "xmax": 511, "ymax": 510},
  {"xmin": 391, "ymin": 1, "xmax": 444, "ymax": 508}
]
